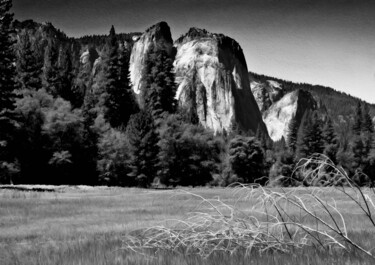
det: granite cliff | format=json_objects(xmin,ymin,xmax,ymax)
[
  {"xmin": 173, "ymin": 27, "xmax": 268, "ymax": 135},
  {"xmin": 254, "ymin": 87, "xmax": 317, "ymax": 142},
  {"xmin": 129, "ymin": 21, "xmax": 174, "ymax": 105}
]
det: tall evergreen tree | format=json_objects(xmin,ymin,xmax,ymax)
[
  {"xmin": 351, "ymin": 135, "xmax": 367, "ymax": 173},
  {"xmin": 352, "ymin": 102, "xmax": 362, "ymax": 135},
  {"xmin": 296, "ymin": 110, "xmax": 310, "ymax": 159},
  {"xmin": 143, "ymin": 44, "xmax": 177, "ymax": 121},
  {"xmin": 42, "ymin": 39, "xmax": 59, "ymax": 95},
  {"xmin": 0, "ymin": 0, "xmax": 18, "ymax": 183},
  {"xmin": 16, "ymin": 33, "xmax": 42, "ymax": 91},
  {"xmin": 287, "ymin": 115, "xmax": 299, "ymax": 153},
  {"xmin": 255, "ymin": 124, "xmax": 269, "ymax": 151},
  {"xmin": 0, "ymin": 0, "xmax": 16, "ymax": 112},
  {"xmin": 104, "ymin": 25, "xmax": 118, "ymax": 90},
  {"xmin": 322, "ymin": 118, "xmax": 337, "ymax": 145},
  {"xmin": 56, "ymin": 46, "xmax": 75, "ymax": 102},
  {"xmin": 360, "ymin": 104, "xmax": 373, "ymax": 159},
  {"xmin": 322, "ymin": 117, "xmax": 338, "ymax": 162},
  {"xmin": 362, "ymin": 104, "xmax": 374, "ymax": 134},
  {"xmin": 103, "ymin": 30, "xmax": 138, "ymax": 128},
  {"xmin": 274, "ymin": 136, "xmax": 286, "ymax": 152},
  {"xmin": 296, "ymin": 111, "xmax": 324, "ymax": 159},
  {"xmin": 126, "ymin": 111, "xmax": 159, "ymax": 187}
]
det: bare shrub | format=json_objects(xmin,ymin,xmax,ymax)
[{"xmin": 122, "ymin": 154, "xmax": 375, "ymax": 259}]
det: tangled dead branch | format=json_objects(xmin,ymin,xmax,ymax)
[{"xmin": 122, "ymin": 154, "xmax": 375, "ymax": 259}]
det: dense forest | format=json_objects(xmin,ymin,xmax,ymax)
[{"xmin": 1, "ymin": 0, "xmax": 374, "ymax": 187}]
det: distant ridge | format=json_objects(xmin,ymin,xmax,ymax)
[{"xmin": 249, "ymin": 72, "xmax": 375, "ymax": 119}]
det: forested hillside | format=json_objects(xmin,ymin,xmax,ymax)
[
  {"xmin": 1, "ymin": 0, "xmax": 374, "ymax": 187},
  {"xmin": 250, "ymin": 72, "xmax": 375, "ymax": 119}
]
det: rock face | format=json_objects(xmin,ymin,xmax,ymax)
[
  {"xmin": 129, "ymin": 22, "xmax": 174, "ymax": 104},
  {"xmin": 174, "ymin": 28, "xmax": 268, "ymax": 135},
  {"xmin": 250, "ymin": 78, "xmax": 284, "ymax": 112},
  {"xmin": 80, "ymin": 47, "xmax": 99, "ymax": 66},
  {"xmin": 262, "ymin": 89, "xmax": 317, "ymax": 141}
]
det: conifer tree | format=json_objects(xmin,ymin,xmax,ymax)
[
  {"xmin": 255, "ymin": 125, "xmax": 269, "ymax": 151},
  {"xmin": 362, "ymin": 104, "xmax": 374, "ymax": 134},
  {"xmin": 287, "ymin": 115, "xmax": 299, "ymax": 153},
  {"xmin": 104, "ymin": 25, "xmax": 118, "ymax": 89},
  {"xmin": 296, "ymin": 111, "xmax": 324, "ymax": 159},
  {"xmin": 274, "ymin": 136, "xmax": 286, "ymax": 152},
  {"xmin": 143, "ymin": 44, "xmax": 177, "ymax": 121},
  {"xmin": 42, "ymin": 39, "xmax": 59, "ymax": 95},
  {"xmin": 360, "ymin": 104, "xmax": 373, "ymax": 158},
  {"xmin": 0, "ymin": 0, "xmax": 16, "ymax": 112},
  {"xmin": 351, "ymin": 135, "xmax": 367, "ymax": 172},
  {"xmin": 126, "ymin": 111, "xmax": 159, "ymax": 187},
  {"xmin": 16, "ymin": 33, "xmax": 42, "ymax": 91},
  {"xmin": 103, "ymin": 32, "xmax": 138, "ymax": 128},
  {"xmin": 322, "ymin": 117, "xmax": 338, "ymax": 162},
  {"xmin": 352, "ymin": 102, "xmax": 362, "ymax": 135},
  {"xmin": 296, "ymin": 111, "xmax": 310, "ymax": 159},
  {"xmin": 56, "ymin": 46, "xmax": 75, "ymax": 102},
  {"xmin": 322, "ymin": 118, "xmax": 337, "ymax": 145},
  {"xmin": 0, "ymin": 0, "xmax": 18, "ymax": 182}
]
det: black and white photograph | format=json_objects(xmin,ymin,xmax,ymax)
[{"xmin": 1, "ymin": 0, "xmax": 375, "ymax": 264}]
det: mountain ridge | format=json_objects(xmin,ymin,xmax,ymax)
[
  {"xmin": 13, "ymin": 18, "xmax": 373, "ymax": 110},
  {"xmin": 249, "ymin": 72, "xmax": 375, "ymax": 116}
]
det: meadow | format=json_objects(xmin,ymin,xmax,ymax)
[{"xmin": 0, "ymin": 185, "xmax": 374, "ymax": 265}]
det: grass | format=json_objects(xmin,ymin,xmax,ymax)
[{"xmin": 0, "ymin": 184, "xmax": 374, "ymax": 264}]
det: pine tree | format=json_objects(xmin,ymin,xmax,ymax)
[
  {"xmin": 362, "ymin": 104, "xmax": 374, "ymax": 134},
  {"xmin": 296, "ymin": 110, "xmax": 311, "ymax": 159},
  {"xmin": 143, "ymin": 44, "xmax": 177, "ymax": 121},
  {"xmin": 351, "ymin": 135, "xmax": 367, "ymax": 172},
  {"xmin": 296, "ymin": 111, "xmax": 324, "ymax": 159},
  {"xmin": 287, "ymin": 115, "xmax": 299, "ymax": 153},
  {"xmin": 360, "ymin": 104, "xmax": 373, "ymax": 159},
  {"xmin": 322, "ymin": 117, "xmax": 338, "ymax": 162},
  {"xmin": 310, "ymin": 112, "xmax": 324, "ymax": 153},
  {"xmin": 103, "ymin": 32, "xmax": 138, "ymax": 128},
  {"xmin": 255, "ymin": 124, "xmax": 269, "ymax": 151},
  {"xmin": 322, "ymin": 118, "xmax": 337, "ymax": 145},
  {"xmin": 274, "ymin": 136, "xmax": 286, "ymax": 152},
  {"xmin": 16, "ymin": 33, "xmax": 42, "ymax": 91},
  {"xmin": 126, "ymin": 111, "xmax": 159, "ymax": 187},
  {"xmin": 0, "ymin": 0, "xmax": 18, "ymax": 183},
  {"xmin": 104, "ymin": 26, "xmax": 118, "ymax": 88},
  {"xmin": 352, "ymin": 102, "xmax": 362, "ymax": 135},
  {"xmin": 42, "ymin": 39, "xmax": 59, "ymax": 95},
  {"xmin": 56, "ymin": 46, "xmax": 75, "ymax": 102},
  {"xmin": 0, "ymin": 0, "xmax": 16, "ymax": 112}
]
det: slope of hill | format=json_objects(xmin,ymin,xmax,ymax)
[{"xmin": 249, "ymin": 72, "xmax": 375, "ymax": 120}]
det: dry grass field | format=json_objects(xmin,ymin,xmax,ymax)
[{"xmin": 0, "ymin": 186, "xmax": 374, "ymax": 265}]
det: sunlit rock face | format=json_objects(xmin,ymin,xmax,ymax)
[
  {"xmin": 173, "ymin": 28, "xmax": 268, "ymax": 135},
  {"xmin": 129, "ymin": 22, "xmax": 174, "ymax": 105},
  {"xmin": 250, "ymin": 79, "xmax": 284, "ymax": 112},
  {"xmin": 262, "ymin": 89, "xmax": 317, "ymax": 141},
  {"xmin": 80, "ymin": 47, "xmax": 99, "ymax": 67}
]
